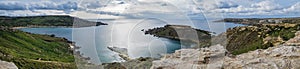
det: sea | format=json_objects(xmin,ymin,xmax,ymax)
[{"xmin": 20, "ymin": 18, "xmax": 244, "ymax": 64}]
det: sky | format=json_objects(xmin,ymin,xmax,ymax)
[{"xmin": 0, "ymin": 0, "xmax": 300, "ymax": 19}]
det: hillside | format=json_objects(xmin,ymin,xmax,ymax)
[
  {"xmin": 224, "ymin": 23, "xmax": 300, "ymax": 55},
  {"xmin": 0, "ymin": 15, "xmax": 107, "ymax": 27},
  {"xmin": 216, "ymin": 17, "xmax": 300, "ymax": 25},
  {"xmin": 0, "ymin": 29, "xmax": 76, "ymax": 69},
  {"xmin": 0, "ymin": 15, "xmax": 110, "ymax": 68}
]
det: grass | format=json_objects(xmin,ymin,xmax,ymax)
[
  {"xmin": 0, "ymin": 30, "xmax": 76, "ymax": 69},
  {"xmin": 0, "ymin": 15, "xmax": 108, "ymax": 68},
  {"xmin": 267, "ymin": 25, "xmax": 298, "ymax": 40},
  {"xmin": 227, "ymin": 29, "xmax": 264, "ymax": 55}
]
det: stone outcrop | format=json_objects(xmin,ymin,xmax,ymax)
[
  {"xmin": 151, "ymin": 44, "xmax": 226, "ymax": 69},
  {"xmin": 224, "ymin": 45, "xmax": 300, "ymax": 69},
  {"xmin": 107, "ymin": 46, "xmax": 130, "ymax": 61},
  {"xmin": 0, "ymin": 60, "xmax": 18, "ymax": 69},
  {"xmin": 151, "ymin": 44, "xmax": 300, "ymax": 69}
]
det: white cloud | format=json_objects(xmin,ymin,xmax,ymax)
[
  {"xmin": 282, "ymin": 2, "xmax": 300, "ymax": 13},
  {"xmin": 0, "ymin": 0, "xmax": 300, "ymax": 18},
  {"xmin": 194, "ymin": 0, "xmax": 300, "ymax": 16},
  {"xmin": 0, "ymin": 1, "xmax": 77, "ymax": 10}
]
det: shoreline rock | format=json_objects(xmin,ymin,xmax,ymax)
[{"xmin": 107, "ymin": 46, "xmax": 131, "ymax": 61}]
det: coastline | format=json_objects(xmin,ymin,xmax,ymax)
[
  {"xmin": 107, "ymin": 46, "xmax": 131, "ymax": 61},
  {"xmin": 13, "ymin": 26, "xmax": 94, "ymax": 65},
  {"xmin": 11, "ymin": 26, "xmax": 73, "ymax": 29}
]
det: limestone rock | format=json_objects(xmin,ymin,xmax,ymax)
[
  {"xmin": 151, "ymin": 44, "xmax": 226, "ymax": 69},
  {"xmin": 224, "ymin": 46, "xmax": 300, "ymax": 69},
  {"xmin": 152, "ymin": 44, "xmax": 300, "ymax": 69},
  {"xmin": 0, "ymin": 60, "xmax": 18, "ymax": 69}
]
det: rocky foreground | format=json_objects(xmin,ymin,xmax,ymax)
[
  {"xmin": 152, "ymin": 42, "xmax": 300, "ymax": 68},
  {"xmin": 151, "ymin": 31, "xmax": 300, "ymax": 69}
]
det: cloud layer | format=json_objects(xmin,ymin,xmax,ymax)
[
  {"xmin": 0, "ymin": 0, "xmax": 300, "ymax": 18},
  {"xmin": 195, "ymin": 0, "xmax": 300, "ymax": 16},
  {"xmin": 0, "ymin": 1, "xmax": 77, "ymax": 10}
]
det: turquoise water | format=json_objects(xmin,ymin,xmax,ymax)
[{"xmin": 20, "ymin": 19, "xmax": 244, "ymax": 64}]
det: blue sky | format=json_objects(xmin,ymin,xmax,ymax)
[{"xmin": 0, "ymin": 0, "xmax": 299, "ymax": 19}]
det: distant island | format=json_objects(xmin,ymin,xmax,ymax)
[{"xmin": 145, "ymin": 25, "xmax": 212, "ymax": 48}]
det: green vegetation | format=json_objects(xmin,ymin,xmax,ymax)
[
  {"xmin": 0, "ymin": 30, "xmax": 76, "ymax": 69},
  {"xmin": 226, "ymin": 28, "xmax": 265, "ymax": 55},
  {"xmin": 218, "ymin": 17, "xmax": 300, "ymax": 25},
  {"xmin": 0, "ymin": 15, "xmax": 107, "ymax": 27},
  {"xmin": 264, "ymin": 24, "xmax": 299, "ymax": 40},
  {"xmin": 0, "ymin": 15, "xmax": 109, "ymax": 68},
  {"xmin": 145, "ymin": 25, "xmax": 211, "ymax": 48},
  {"xmin": 226, "ymin": 24, "xmax": 300, "ymax": 55},
  {"xmin": 102, "ymin": 57, "xmax": 154, "ymax": 69}
]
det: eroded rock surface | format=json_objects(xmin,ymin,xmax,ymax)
[
  {"xmin": 151, "ymin": 44, "xmax": 226, "ymax": 69},
  {"xmin": 0, "ymin": 60, "xmax": 18, "ymax": 69},
  {"xmin": 224, "ymin": 45, "xmax": 300, "ymax": 69},
  {"xmin": 152, "ymin": 44, "xmax": 300, "ymax": 69}
]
